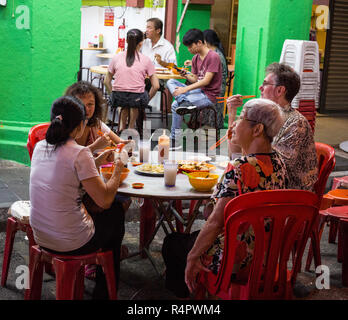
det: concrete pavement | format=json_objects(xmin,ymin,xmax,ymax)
[{"xmin": 1, "ymin": 158, "xmax": 348, "ymax": 300}]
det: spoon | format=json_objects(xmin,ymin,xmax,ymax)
[{"xmin": 182, "ymin": 171, "xmax": 193, "ymax": 178}]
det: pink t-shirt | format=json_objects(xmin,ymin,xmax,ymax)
[
  {"xmin": 108, "ymin": 51, "xmax": 155, "ymax": 93},
  {"xmin": 192, "ymin": 50, "xmax": 222, "ymax": 103},
  {"xmin": 29, "ymin": 139, "xmax": 99, "ymax": 252}
]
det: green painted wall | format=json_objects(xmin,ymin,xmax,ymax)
[
  {"xmin": 0, "ymin": 0, "xmax": 81, "ymax": 165},
  {"xmin": 175, "ymin": 3, "xmax": 211, "ymax": 68},
  {"xmin": 82, "ymin": 0, "xmax": 165, "ymax": 8},
  {"xmin": 226, "ymin": 0, "xmax": 312, "ymax": 127}
]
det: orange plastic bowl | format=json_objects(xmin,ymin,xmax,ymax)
[
  {"xmin": 100, "ymin": 166, "xmax": 130, "ymax": 183},
  {"xmin": 188, "ymin": 172, "xmax": 219, "ymax": 192}
]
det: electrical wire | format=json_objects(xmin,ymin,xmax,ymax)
[{"xmin": 107, "ymin": 0, "xmax": 127, "ymax": 19}]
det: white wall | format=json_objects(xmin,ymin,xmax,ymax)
[{"xmin": 80, "ymin": 6, "xmax": 166, "ymax": 72}]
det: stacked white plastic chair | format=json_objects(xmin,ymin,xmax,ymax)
[{"xmin": 280, "ymin": 40, "xmax": 320, "ymax": 132}]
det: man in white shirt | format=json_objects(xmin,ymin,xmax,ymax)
[{"xmin": 141, "ymin": 18, "xmax": 177, "ymax": 68}]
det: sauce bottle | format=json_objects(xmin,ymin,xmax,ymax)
[
  {"xmin": 98, "ymin": 34, "xmax": 104, "ymax": 48},
  {"xmin": 114, "ymin": 143, "xmax": 128, "ymax": 167},
  {"xmin": 158, "ymin": 130, "xmax": 169, "ymax": 164}
]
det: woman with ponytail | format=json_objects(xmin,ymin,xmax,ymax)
[
  {"xmin": 105, "ymin": 28, "xmax": 159, "ymax": 132},
  {"xmin": 30, "ymin": 96, "xmax": 126, "ymax": 299}
]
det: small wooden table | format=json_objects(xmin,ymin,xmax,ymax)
[
  {"xmin": 96, "ymin": 53, "xmax": 115, "ymax": 59},
  {"xmin": 79, "ymin": 48, "xmax": 107, "ymax": 81}
]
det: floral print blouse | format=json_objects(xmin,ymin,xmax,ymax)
[
  {"xmin": 272, "ymin": 105, "xmax": 318, "ymax": 191},
  {"xmin": 203, "ymin": 151, "xmax": 288, "ymax": 278}
]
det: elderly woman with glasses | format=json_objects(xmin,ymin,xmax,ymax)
[{"xmin": 161, "ymin": 98, "xmax": 289, "ymax": 299}]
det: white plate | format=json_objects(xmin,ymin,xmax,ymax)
[
  {"xmin": 187, "ymin": 155, "xmax": 212, "ymax": 162},
  {"xmin": 216, "ymin": 161, "xmax": 230, "ymax": 169}
]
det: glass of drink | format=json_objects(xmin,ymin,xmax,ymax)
[
  {"xmin": 164, "ymin": 160, "xmax": 178, "ymax": 187},
  {"xmin": 139, "ymin": 140, "xmax": 150, "ymax": 163}
]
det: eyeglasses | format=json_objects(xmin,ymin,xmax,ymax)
[{"xmin": 261, "ymin": 81, "xmax": 278, "ymax": 87}]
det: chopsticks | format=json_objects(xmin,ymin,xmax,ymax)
[
  {"xmin": 219, "ymin": 95, "xmax": 256, "ymax": 119},
  {"xmin": 217, "ymin": 95, "xmax": 256, "ymax": 101},
  {"xmin": 209, "ymin": 134, "xmax": 228, "ymax": 151},
  {"xmin": 97, "ymin": 130, "xmax": 117, "ymax": 147}
]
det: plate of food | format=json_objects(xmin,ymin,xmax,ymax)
[
  {"xmin": 135, "ymin": 163, "xmax": 164, "ymax": 177},
  {"xmin": 177, "ymin": 160, "xmax": 216, "ymax": 173}
]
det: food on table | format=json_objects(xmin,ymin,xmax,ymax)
[
  {"xmin": 100, "ymin": 166, "xmax": 129, "ymax": 183},
  {"xmin": 187, "ymin": 172, "xmax": 219, "ymax": 192},
  {"xmin": 132, "ymin": 183, "xmax": 144, "ymax": 189},
  {"xmin": 131, "ymin": 162, "xmax": 143, "ymax": 167},
  {"xmin": 137, "ymin": 163, "xmax": 164, "ymax": 174},
  {"xmin": 177, "ymin": 160, "xmax": 215, "ymax": 173}
]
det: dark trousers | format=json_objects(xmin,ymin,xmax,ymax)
[
  {"xmin": 43, "ymin": 200, "xmax": 125, "ymax": 299},
  {"xmin": 161, "ymin": 231, "xmax": 200, "ymax": 298}
]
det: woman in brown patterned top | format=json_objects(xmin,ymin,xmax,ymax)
[{"xmin": 162, "ymin": 98, "xmax": 288, "ymax": 298}]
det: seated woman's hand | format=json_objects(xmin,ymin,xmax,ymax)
[
  {"xmin": 95, "ymin": 149, "xmax": 114, "ymax": 167},
  {"xmin": 185, "ymin": 255, "xmax": 211, "ymax": 294},
  {"xmin": 113, "ymin": 158, "xmax": 124, "ymax": 174},
  {"xmin": 227, "ymin": 94, "xmax": 243, "ymax": 110},
  {"xmin": 94, "ymin": 133, "xmax": 112, "ymax": 150}
]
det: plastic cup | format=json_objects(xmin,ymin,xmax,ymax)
[
  {"xmin": 164, "ymin": 160, "xmax": 178, "ymax": 187},
  {"xmin": 139, "ymin": 140, "xmax": 150, "ymax": 163}
]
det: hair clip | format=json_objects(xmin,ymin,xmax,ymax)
[{"xmin": 55, "ymin": 115, "xmax": 63, "ymax": 121}]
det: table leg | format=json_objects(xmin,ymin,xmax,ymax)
[
  {"xmin": 340, "ymin": 219, "xmax": 348, "ymax": 286},
  {"xmin": 139, "ymin": 199, "xmax": 156, "ymax": 259},
  {"xmin": 175, "ymin": 200, "xmax": 184, "ymax": 233},
  {"xmin": 184, "ymin": 199, "xmax": 203, "ymax": 234},
  {"xmin": 328, "ymin": 218, "xmax": 338, "ymax": 243},
  {"xmin": 78, "ymin": 49, "xmax": 83, "ymax": 81},
  {"xmin": 338, "ymin": 220, "xmax": 344, "ymax": 263}
]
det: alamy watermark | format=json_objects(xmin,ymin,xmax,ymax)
[
  {"xmin": 14, "ymin": 263, "xmax": 331, "ymax": 291},
  {"xmin": 14, "ymin": 5, "xmax": 30, "ymax": 30},
  {"xmin": 315, "ymin": 5, "xmax": 330, "ymax": 30}
]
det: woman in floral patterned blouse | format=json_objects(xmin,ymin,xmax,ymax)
[{"xmin": 162, "ymin": 98, "xmax": 289, "ymax": 298}]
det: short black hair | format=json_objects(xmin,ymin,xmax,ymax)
[
  {"xmin": 183, "ymin": 29, "xmax": 204, "ymax": 46},
  {"xmin": 266, "ymin": 63, "xmax": 301, "ymax": 103},
  {"xmin": 147, "ymin": 18, "xmax": 163, "ymax": 35}
]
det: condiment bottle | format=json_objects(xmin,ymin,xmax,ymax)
[
  {"xmin": 158, "ymin": 130, "xmax": 169, "ymax": 164},
  {"xmin": 114, "ymin": 143, "xmax": 128, "ymax": 167},
  {"xmin": 98, "ymin": 34, "xmax": 104, "ymax": 48}
]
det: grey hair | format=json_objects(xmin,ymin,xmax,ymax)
[{"xmin": 243, "ymin": 98, "xmax": 284, "ymax": 142}]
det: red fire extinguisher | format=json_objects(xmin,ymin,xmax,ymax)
[{"xmin": 118, "ymin": 18, "xmax": 126, "ymax": 51}]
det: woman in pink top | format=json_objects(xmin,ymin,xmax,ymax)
[
  {"xmin": 105, "ymin": 28, "xmax": 159, "ymax": 132},
  {"xmin": 30, "ymin": 96, "xmax": 126, "ymax": 299}
]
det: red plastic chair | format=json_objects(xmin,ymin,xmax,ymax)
[
  {"xmin": 194, "ymin": 190, "xmax": 319, "ymax": 300},
  {"xmin": 1, "ymin": 123, "xmax": 50, "ymax": 287},
  {"xmin": 24, "ymin": 245, "xmax": 117, "ymax": 300},
  {"xmin": 305, "ymin": 142, "xmax": 336, "ymax": 272},
  {"xmin": 27, "ymin": 123, "xmax": 50, "ymax": 160}
]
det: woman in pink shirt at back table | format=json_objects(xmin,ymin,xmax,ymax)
[{"xmin": 105, "ymin": 28, "xmax": 159, "ymax": 132}]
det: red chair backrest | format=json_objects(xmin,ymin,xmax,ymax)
[
  {"xmin": 27, "ymin": 123, "xmax": 50, "ymax": 160},
  {"xmin": 314, "ymin": 142, "xmax": 336, "ymax": 199},
  {"xmin": 216, "ymin": 189, "xmax": 319, "ymax": 299}
]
